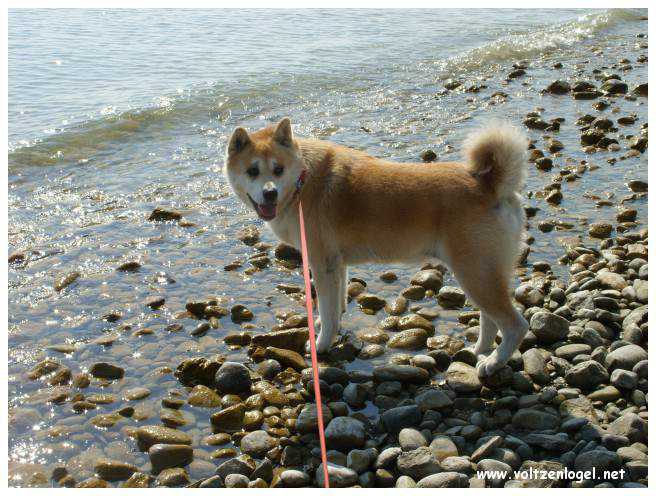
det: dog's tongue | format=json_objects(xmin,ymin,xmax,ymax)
[{"xmin": 259, "ymin": 204, "xmax": 276, "ymax": 218}]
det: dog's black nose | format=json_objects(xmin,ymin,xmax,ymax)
[{"xmin": 262, "ymin": 185, "xmax": 277, "ymax": 203}]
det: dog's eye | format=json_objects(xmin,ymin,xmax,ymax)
[
  {"xmin": 247, "ymin": 166, "xmax": 259, "ymax": 178},
  {"xmin": 273, "ymin": 165, "xmax": 284, "ymax": 176}
]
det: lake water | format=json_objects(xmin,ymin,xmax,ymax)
[{"xmin": 8, "ymin": 8, "xmax": 648, "ymax": 487}]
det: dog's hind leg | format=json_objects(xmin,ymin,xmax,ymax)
[
  {"xmin": 311, "ymin": 256, "xmax": 344, "ymax": 354},
  {"xmin": 338, "ymin": 265, "xmax": 348, "ymax": 314},
  {"xmin": 474, "ymin": 312, "xmax": 498, "ymax": 357},
  {"xmin": 446, "ymin": 241, "xmax": 527, "ymax": 378}
]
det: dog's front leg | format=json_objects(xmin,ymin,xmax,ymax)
[{"xmin": 312, "ymin": 258, "xmax": 343, "ymax": 354}]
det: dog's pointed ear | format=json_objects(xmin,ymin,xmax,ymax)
[
  {"xmin": 273, "ymin": 117, "xmax": 293, "ymax": 147},
  {"xmin": 228, "ymin": 127, "xmax": 251, "ymax": 156}
]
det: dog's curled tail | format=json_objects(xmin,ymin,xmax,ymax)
[{"xmin": 464, "ymin": 121, "xmax": 528, "ymax": 199}]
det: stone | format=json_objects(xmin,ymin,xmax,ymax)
[
  {"xmin": 411, "ymin": 269, "xmax": 443, "ymax": 291},
  {"xmin": 316, "ymin": 463, "xmax": 358, "ymax": 488},
  {"xmin": 512, "ymin": 409, "xmax": 559, "ymax": 430},
  {"xmin": 373, "ymin": 365, "xmax": 429, "ymax": 384},
  {"xmin": 148, "ymin": 444, "xmax": 193, "ymax": 472},
  {"xmin": 529, "ymin": 312, "xmax": 569, "ymax": 344},
  {"xmin": 188, "ymin": 385, "xmax": 221, "ymax": 407},
  {"xmin": 437, "ymin": 286, "xmax": 466, "ymax": 308},
  {"xmin": 470, "ymin": 435, "xmax": 504, "ymax": 462},
  {"xmin": 522, "ymin": 348, "xmax": 549, "ymax": 385},
  {"xmin": 356, "ymin": 293, "xmax": 386, "ymax": 311},
  {"xmin": 210, "ymin": 403, "xmax": 246, "ymax": 432},
  {"xmin": 54, "ymin": 271, "xmax": 81, "ymax": 291},
  {"xmin": 240, "ymin": 430, "xmax": 278, "ymax": 458},
  {"xmin": 89, "ymin": 362, "xmax": 124, "ymax": 380},
  {"xmin": 565, "ymin": 360, "xmax": 608, "ymax": 391},
  {"xmin": 388, "ymin": 328, "xmax": 428, "ymax": 350},
  {"xmin": 215, "ymin": 457, "xmax": 255, "ymax": 480},
  {"xmin": 214, "ymin": 362, "xmax": 252, "ymax": 394},
  {"xmin": 225, "ymin": 473, "xmax": 250, "ymax": 488},
  {"xmin": 295, "ymin": 403, "xmax": 333, "ymax": 434},
  {"xmin": 417, "ymin": 472, "xmax": 468, "ymax": 488},
  {"xmin": 608, "ymin": 413, "xmax": 647, "ymax": 443},
  {"xmin": 135, "ymin": 425, "xmax": 192, "ymax": 451},
  {"xmin": 347, "ymin": 448, "xmax": 377, "ymax": 474},
  {"xmin": 94, "ymin": 459, "xmax": 138, "ymax": 481},
  {"xmin": 381, "ymin": 405, "xmax": 422, "ymax": 433},
  {"xmin": 149, "ymin": 207, "xmax": 182, "ymax": 221},
  {"xmin": 574, "ymin": 450, "xmax": 622, "ymax": 476},
  {"xmin": 265, "ymin": 347, "xmax": 306, "ymax": 371},
  {"xmin": 415, "ymin": 388, "xmax": 453, "ymax": 411},
  {"xmin": 278, "ymin": 469, "xmax": 309, "ymax": 487},
  {"xmin": 546, "ymin": 80, "xmax": 571, "ymax": 94},
  {"xmin": 397, "ymin": 446, "xmax": 441, "ymax": 480},
  {"xmin": 446, "ymin": 362, "xmax": 481, "ymax": 394},
  {"xmin": 399, "ymin": 428, "xmax": 427, "ymax": 451},
  {"xmin": 429, "ymin": 436, "xmax": 458, "ymax": 461},
  {"xmin": 325, "ymin": 417, "xmax": 366, "ymax": 451},
  {"xmin": 605, "ymin": 344, "xmax": 647, "ymax": 372}
]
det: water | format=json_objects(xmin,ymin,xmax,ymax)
[{"xmin": 8, "ymin": 8, "xmax": 648, "ymax": 487}]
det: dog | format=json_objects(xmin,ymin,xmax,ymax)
[{"xmin": 225, "ymin": 117, "xmax": 529, "ymax": 377}]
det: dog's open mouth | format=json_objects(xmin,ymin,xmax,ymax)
[{"xmin": 248, "ymin": 195, "xmax": 277, "ymax": 221}]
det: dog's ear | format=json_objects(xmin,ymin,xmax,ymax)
[
  {"xmin": 228, "ymin": 127, "xmax": 251, "ymax": 156},
  {"xmin": 273, "ymin": 117, "xmax": 293, "ymax": 147}
]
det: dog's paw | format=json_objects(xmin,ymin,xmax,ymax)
[
  {"xmin": 304, "ymin": 336, "xmax": 330, "ymax": 355},
  {"xmin": 476, "ymin": 352, "xmax": 505, "ymax": 378}
]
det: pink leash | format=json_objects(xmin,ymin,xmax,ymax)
[{"xmin": 298, "ymin": 198, "xmax": 330, "ymax": 488}]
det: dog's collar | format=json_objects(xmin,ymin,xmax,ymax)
[{"xmin": 295, "ymin": 168, "xmax": 307, "ymax": 192}]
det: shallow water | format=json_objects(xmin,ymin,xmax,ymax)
[{"xmin": 8, "ymin": 8, "xmax": 648, "ymax": 486}]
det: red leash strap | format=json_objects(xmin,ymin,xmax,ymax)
[{"xmin": 298, "ymin": 200, "xmax": 330, "ymax": 488}]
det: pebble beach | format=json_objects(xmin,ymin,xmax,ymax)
[{"xmin": 8, "ymin": 8, "xmax": 648, "ymax": 488}]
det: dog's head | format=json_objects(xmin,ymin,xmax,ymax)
[{"xmin": 225, "ymin": 118, "xmax": 304, "ymax": 222}]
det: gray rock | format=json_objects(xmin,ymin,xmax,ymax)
[
  {"xmin": 605, "ymin": 344, "xmax": 648, "ymax": 372},
  {"xmin": 397, "ymin": 446, "xmax": 441, "ymax": 480},
  {"xmin": 429, "ymin": 436, "xmax": 459, "ymax": 461},
  {"xmin": 608, "ymin": 413, "xmax": 647, "ymax": 443},
  {"xmin": 399, "ymin": 428, "xmax": 427, "ymax": 451},
  {"xmin": 347, "ymin": 448, "xmax": 377, "ymax": 474},
  {"xmin": 610, "ymin": 369, "xmax": 638, "ymax": 390},
  {"xmin": 295, "ymin": 403, "xmax": 333, "ymax": 434},
  {"xmin": 316, "ymin": 463, "xmax": 358, "ymax": 488},
  {"xmin": 214, "ymin": 362, "xmax": 252, "ymax": 394},
  {"xmin": 395, "ymin": 475, "xmax": 417, "ymax": 488},
  {"xmin": 437, "ymin": 286, "xmax": 466, "ymax": 308},
  {"xmin": 574, "ymin": 449, "xmax": 622, "ymax": 476},
  {"xmin": 522, "ymin": 349, "xmax": 549, "ymax": 384},
  {"xmin": 375, "ymin": 447, "xmax": 402, "ymax": 469},
  {"xmin": 416, "ymin": 472, "xmax": 469, "ymax": 488},
  {"xmin": 564, "ymin": 360, "xmax": 609, "ymax": 391},
  {"xmin": 224, "ymin": 474, "xmax": 250, "ymax": 488},
  {"xmin": 512, "ymin": 409, "xmax": 559, "ymax": 430},
  {"xmin": 440, "ymin": 456, "xmax": 473, "ymax": 474},
  {"xmin": 343, "ymin": 383, "xmax": 368, "ymax": 408},
  {"xmin": 216, "ymin": 458, "xmax": 254, "ymax": 480},
  {"xmin": 415, "ymin": 388, "xmax": 453, "ymax": 410},
  {"xmin": 278, "ymin": 469, "xmax": 309, "ymax": 488},
  {"xmin": 470, "ymin": 435, "xmax": 504, "ymax": 462},
  {"xmin": 476, "ymin": 459, "xmax": 511, "ymax": 487},
  {"xmin": 446, "ymin": 362, "xmax": 481, "ymax": 394},
  {"xmin": 530, "ymin": 312, "xmax": 569, "ymax": 344},
  {"xmin": 325, "ymin": 417, "xmax": 366, "ymax": 450},
  {"xmin": 373, "ymin": 364, "xmax": 429, "ymax": 384},
  {"xmin": 381, "ymin": 405, "xmax": 422, "ymax": 433},
  {"xmin": 240, "ymin": 430, "xmax": 277, "ymax": 458}
]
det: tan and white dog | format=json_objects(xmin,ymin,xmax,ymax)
[{"xmin": 226, "ymin": 118, "xmax": 529, "ymax": 377}]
